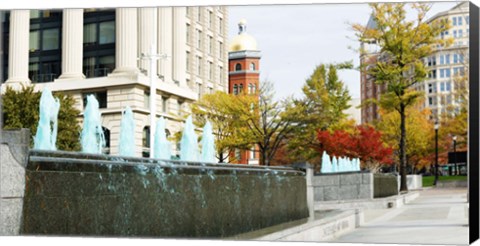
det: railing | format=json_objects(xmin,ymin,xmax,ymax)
[
  {"xmin": 85, "ymin": 67, "xmax": 110, "ymax": 78},
  {"xmin": 31, "ymin": 73, "xmax": 57, "ymax": 83}
]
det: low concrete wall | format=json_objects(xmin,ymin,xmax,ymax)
[
  {"xmin": 22, "ymin": 150, "xmax": 308, "ymax": 238},
  {"xmin": 0, "ymin": 129, "xmax": 30, "ymax": 236},
  {"xmin": 397, "ymin": 175, "xmax": 423, "ymax": 190},
  {"xmin": 436, "ymin": 180, "xmax": 468, "ymax": 188},
  {"xmin": 374, "ymin": 174, "xmax": 398, "ymax": 198},
  {"xmin": 312, "ymin": 172, "xmax": 373, "ymax": 201}
]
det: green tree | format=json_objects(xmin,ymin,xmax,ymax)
[
  {"xmin": 2, "ymin": 85, "xmax": 81, "ymax": 151},
  {"xmin": 285, "ymin": 63, "xmax": 352, "ymax": 169},
  {"xmin": 352, "ymin": 3, "xmax": 451, "ymax": 191}
]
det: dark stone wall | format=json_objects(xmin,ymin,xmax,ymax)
[
  {"xmin": 373, "ymin": 174, "xmax": 399, "ymax": 198},
  {"xmin": 312, "ymin": 172, "xmax": 373, "ymax": 201},
  {"xmin": 22, "ymin": 150, "xmax": 308, "ymax": 238}
]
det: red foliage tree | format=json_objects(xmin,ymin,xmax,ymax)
[{"xmin": 317, "ymin": 125, "xmax": 394, "ymax": 170}]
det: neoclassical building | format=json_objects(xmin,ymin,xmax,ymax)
[{"xmin": 1, "ymin": 7, "xmax": 229, "ymax": 157}]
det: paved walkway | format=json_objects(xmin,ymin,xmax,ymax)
[{"xmin": 333, "ymin": 188, "xmax": 469, "ymax": 245}]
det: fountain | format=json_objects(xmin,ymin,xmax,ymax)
[
  {"xmin": 118, "ymin": 106, "xmax": 136, "ymax": 157},
  {"xmin": 80, "ymin": 95, "xmax": 105, "ymax": 154},
  {"xmin": 200, "ymin": 121, "xmax": 216, "ymax": 163},
  {"xmin": 34, "ymin": 88, "xmax": 60, "ymax": 150},
  {"xmin": 154, "ymin": 117, "xmax": 172, "ymax": 160},
  {"xmin": 20, "ymin": 106, "xmax": 310, "ymax": 238},
  {"xmin": 180, "ymin": 115, "xmax": 199, "ymax": 162}
]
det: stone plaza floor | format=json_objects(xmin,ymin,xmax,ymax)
[{"xmin": 333, "ymin": 187, "xmax": 469, "ymax": 245}]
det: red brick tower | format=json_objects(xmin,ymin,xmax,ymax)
[{"xmin": 228, "ymin": 19, "xmax": 261, "ymax": 164}]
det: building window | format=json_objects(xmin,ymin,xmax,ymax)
[
  {"xmin": 458, "ymin": 16, "xmax": 463, "ymax": 25},
  {"xmin": 82, "ymin": 91, "xmax": 107, "ymax": 109},
  {"xmin": 250, "ymin": 62, "xmax": 255, "ymax": 71},
  {"xmin": 235, "ymin": 149, "xmax": 241, "ymax": 161},
  {"xmin": 440, "ymin": 82, "xmax": 445, "ymax": 92},
  {"xmin": 197, "ymin": 56, "xmax": 202, "ymax": 75},
  {"xmin": 186, "ymin": 51, "xmax": 190, "ymax": 71},
  {"xmin": 233, "ymin": 84, "xmax": 238, "ymax": 95},
  {"xmin": 208, "ymin": 36, "xmax": 213, "ymax": 54},
  {"xmin": 208, "ymin": 61, "xmax": 213, "ymax": 80},
  {"xmin": 197, "ymin": 83, "xmax": 202, "ymax": 98},
  {"xmin": 428, "ymin": 83, "xmax": 437, "ymax": 93},
  {"xmin": 186, "ymin": 24, "xmax": 190, "ymax": 44},
  {"xmin": 428, "ymin": 97, "xmax": 434, "ymax": 106},
  {"xmin": 218, "ymin": 41, "xmax": 224, "ymax": 57},
  {"xmin": 197, "ymin": 7, "xmax": 201, "ymax": 22},
  {"xmin": 218, "ymin": 17, "xmax": 223, "ymax": 33},
  {"xmin": 84, "ymin": 23, "xmax": 97, "ymax": 46},
  {"xmin": 144, "ymin": 90, "xmax": 150, "ymax": 109},
  {"xmin": 239, "ymin": 84, "xmax": 244, "ymax": 93},
  {"xmin": 162, "ymin": 96, "xmax": 168, "ymax": 113},
  {"xmin": 235, "ymin": 63, "xmax": 242, "ymax": 71},
  {"xmin": 177, "ymin": 100, "xmax": 184, "ymax": 116},
  {"xmin": 99, "ymin": 21, "xmax": 115, "ymax": 44},
  {"xmin": 143, "ymin": 126, "xmax": 150, "ymax": 148},
  {"xmin": 102, "ymin": 127, "xmax": 110, "ymax": 154},
  {"xmin": 197, "ymin": 29, "xmax": 202, "ymax": 48},
  {"xmin": 453, "ymin": 16, "xmax": 457, "ymax": 26},
  {"xmin": 208, "ymin": 11, "xmax": 213, "ymax": 28},
  {"xmin": 446, "ymin": 81, "xmax": 452, "ymax": 91}
]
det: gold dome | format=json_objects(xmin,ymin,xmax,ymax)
[
  {"xmin": 228, "ymin": 19, "xmax": 257, "ymax": 52},
  {"xmin": 229, "ymin": 33, "xmax": 257, "ymax": 52}
]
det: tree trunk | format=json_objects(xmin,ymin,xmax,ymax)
[{"xmin": 399, "ymin": 104, "xmax": 408, "ymax": 192}]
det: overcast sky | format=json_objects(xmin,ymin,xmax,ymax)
[{"xmin": 228, "ymin": 2, "xmax": 458, "ymax": 101}]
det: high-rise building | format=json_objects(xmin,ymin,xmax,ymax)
[
  {"xmin": 1, "ymin": 7, "xmax": 229, "ymax": 157},
  {"xmin": 360, "ymin": 2, "xmax": 469, "ymax": 124},
  {"xmin": 228, "ymin": 19, "xmax": 260, "ymax": 165},
  {"xmin": 416, "ymin": 2, "xmax": 469, "ymax": 119}
]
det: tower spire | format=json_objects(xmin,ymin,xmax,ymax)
[{"xmin": 238, "ymin": 19, "xmax": 247, "ymax": 34}]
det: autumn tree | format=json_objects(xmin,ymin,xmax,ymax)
[
  {"xmin": 234, "ymin": 80, "xmax": 296, "ymax": 166},
  {"xmin": 2, "ymin": 85, "xmax": 81, "ymax": 151},
  {"xmin": 352, "ymin": 3, "xmax": 451, "ymax": 191},
  {"xmin": 317, "ymin": 125, "xmax": 393, "ymax": 173},
  {"xmin": 286, "ymin": 63, "xmax": 352, "ymax": 167},
  {"xmin": 191, "ymin": 91, "xmax": 253, "ymax": 163}
]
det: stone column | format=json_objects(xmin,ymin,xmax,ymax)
[
  {"xmin": 172, "ymin": 7, "xmax": 186, "ymax": 86},
  {"xmin": 138, "ymin": 8, "xmax": 157, "ymax": 75},
  {"xmin": 58, "ymin": 9, "xmax": 85, "ymax": 80},
  {"xmin": 306, "ymin": 163, "xmax": 314, "ymax": 221},
  {"xmin": 5, "ymin": 10, "xmax": 30, "ymax": 85},
  {"xmin": 112, "ymin": 8, "xmax": 139, "ymax": 75},
  {"xmin": 157, "ymin": 7, "xmax": 173, "ymax": 83}
]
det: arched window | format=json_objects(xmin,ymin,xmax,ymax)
[
  {"xmin": 235, "ymin": 63, "xmax": 242, "ymax": 71},
  {"xmin": 250, "ymin": 62, "xmax": 255, "ymax": 71},
  {"xmin": 233, "ymin": 84, "xmax": 238, "ymax": 95},
  {"xmin": 248, "ymin": 83, "xmax": 253, "ymax": 94},
  {"xmin": 102, "ymin": 127, "xmax": 110, "ymax": 154},
  {"xmin": 253, "ymin": 84, "xmax": 257, "ymax": 93},
  {"xmin": 239, "ymin": 84, "xmax": 243, "ymax": 93}
]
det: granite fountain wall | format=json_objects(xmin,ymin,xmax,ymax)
[{"xmin": 21, "ymin": 149, "xmax": 308, "ymax": 238}]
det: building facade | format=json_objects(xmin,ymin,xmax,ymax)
[
  {"xmin": 415, "ymin": 2, "xmax": 469, "ymax": 119},
  {"xmin": 360, "ymin": 2, "xmax": 469, "ymax": 124},
  {"xmin": 1, "ymin": 7, "xmax": 229, "ymax": 157},
  {"xmin": 228, "ymin": 19, "xmax": 260, "ymax": 165}
]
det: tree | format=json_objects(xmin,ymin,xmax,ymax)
[
  {"xmin": 191, "ymin": 91, "xmax": 253, "ymax": 163},
  {"xmin": 317, "ymin": 125, "xmax": 394, "ymax": 173},
  {"xmin": 285, "ymin": 63, "xmax": 352, "ymax": 167},
  {"xmin": 2, "ymin": 85, "xmax": 81, "ymax": 151},
  {"xmin": 377, "ymin": 107, "xmax": 434, "ymax": 173},
  {"xmin": 234, "ymin": 80, "xmax": 296, "ymax": 166},
  {"xmin": 352, "ymin": 3, "xmax": 451, "ymax": 191}
]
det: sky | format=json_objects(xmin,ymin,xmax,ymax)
[{"xmin": 228, "ymin": 1, "xmax": 458, "ymax": 101}]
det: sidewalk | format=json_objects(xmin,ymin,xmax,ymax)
[{"xmin": 333, "ymin": 188, "xmax": 469, "ymax": 245}]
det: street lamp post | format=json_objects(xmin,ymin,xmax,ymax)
[
  {"xmin": 140, "ymin": 44, "xmax": 168, "ymax": 158},
  {"xmin": 433, "ymin": 121, "xmax": 439, "ymax": 186},
  {"xmin": 453, "ymin": 135, "xmax": 457, "ymax": 175}
]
